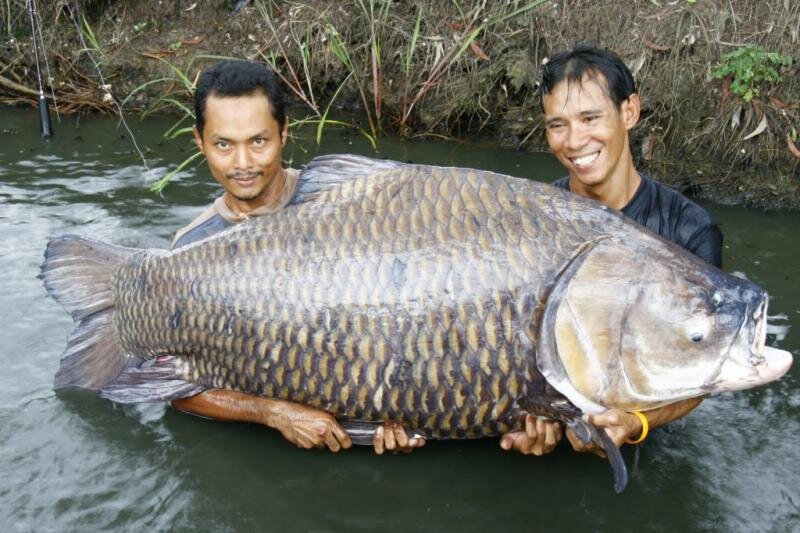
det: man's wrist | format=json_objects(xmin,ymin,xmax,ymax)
[
  {"xmin": 625, "ymin": 411, "xmax": 648, "ymax": 444},
  {"xmin": 257, "ymin": 397, "xmax": 280, "ymax": 428}
]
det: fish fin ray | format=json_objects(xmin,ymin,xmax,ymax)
[
  {"xmin": 339, "ymin": 419, "xmax": 382, "ymax": 446},
  {"xmin": 338, "ymin": 419, "xmax": 427, "ymax": 446},
  {"xmin": 39, "ymin": 234, "xmax": 137, "ymax": 321},
  {"xmin": 293, "ymin": 154, "xmax": 406, "ymax": 204},
  {"xmin": 53, "ymin": 309, "xmax": 132, "ymax": 390},
  {"xmin": 100, "ymin": 357, "xmax": 204, "ymax": 403},
  {"xmin": 41, "ymin": 235, "xmax": 140, "ymax": 391}
]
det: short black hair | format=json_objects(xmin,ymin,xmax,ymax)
[
  {"xmin": 194, "ymin": 60, "xmax": 286, "ymax": 136},
  {"xmin": 538, "ymin": 44, "xmax": 636, "ymax": 112}
]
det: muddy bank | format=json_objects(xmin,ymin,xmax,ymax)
[{"xmin": 1, "ymin": 0, "xmax": 799, "ymax": 208}]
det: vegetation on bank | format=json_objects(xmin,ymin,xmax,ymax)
[{"xmin": 1, "ymin": 0, "xmax": 798, "ymax": 207}]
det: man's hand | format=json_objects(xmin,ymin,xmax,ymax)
[
  {"xmin": 565, "ymin": 410, "xmax": 640, "ymax": 458},
  {"xmin": 500, "ymin": 414, "xmax": 563, "ymax": 456},
  {"xmin": 566, "ymin": 398, "xmax": 704, "ymax": 458},
  {"xmin": 270, "ymin": 401, "xmax": 353, "ymax": 452},
  {"xmin": 372, "ymin": 422, "xmax": 426, "ymax": 455}
]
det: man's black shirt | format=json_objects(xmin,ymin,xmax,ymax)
[{"xmin": 552, "ymin": 175, "xmax": 723, "ymax": 267}]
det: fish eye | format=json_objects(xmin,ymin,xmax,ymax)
[{"xmin": 690, "ymin": 333, "xmax": 704, "ymax": 343}]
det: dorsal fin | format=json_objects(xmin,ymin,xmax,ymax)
[{"xmin": 292, "ymin": 154, "xmax": 406, "ymax": 205}]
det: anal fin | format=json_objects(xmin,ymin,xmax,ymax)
[{"xmin": 339, "ymin": 420, "xmax": 425, "ymax": 446}]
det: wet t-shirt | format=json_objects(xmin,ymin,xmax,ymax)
[
  {"xmin": 171, "ymin": 168, "xmax": 299, "ymax": 249},
  {"xmin": 552, "ymin": 174, "xmax": 723, "ymax": 267}
]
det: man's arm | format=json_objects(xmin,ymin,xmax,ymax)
[
  {"xmin": 172, "ymin": 390, "xmax": 426, "ymax": 453},
  {"xmin": 500, "ymin": 398, "xmax": 703, "ymax": 457},
  {"xmin": 172, "ymin": 391, "xmax": 353, "ymax": 451}
]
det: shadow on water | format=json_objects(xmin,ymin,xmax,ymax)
[{"xmin": 0, "ymin": 107, "xmax": 798, "ymax": 531}]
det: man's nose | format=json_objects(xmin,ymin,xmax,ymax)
[
  {"xmin": 233, "ymin": 145, "xmax": 252, "ymax": 169},
  {"xmin": 565, "ymin": 123, "xmax": 587, "ymax": 151}
]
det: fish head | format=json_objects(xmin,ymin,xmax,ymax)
[{"xmin": 540, "ymin": 236, "xmax": 793, "ymax": 413}]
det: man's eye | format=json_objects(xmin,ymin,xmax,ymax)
[
  {"xmin": 216, "ymin": 141, "xmax": 229, "ymax": 149},
  {"xmin": 547, "ymin": 123, "xmax": 564, "ymax": 131},
  {"xmin": 585, "ymin": 115, "xmax": 599, "ymax": 122},
  {"xmin": 253, "ymin": 138, "xmax": 264, "ymax": 145}
]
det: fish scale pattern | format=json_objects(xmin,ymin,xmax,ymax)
[{"xmin": 113, "ymin": 165, "xmax": 596, "ymax": 438}]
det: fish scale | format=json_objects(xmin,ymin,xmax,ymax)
[{"xmin": 115, "ymin": 163, "xmax": 566, "ymax": 436}]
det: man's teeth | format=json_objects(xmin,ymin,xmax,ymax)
[{"xmin": 572, "ymin": 152, "xmax": 599, "ymax": 168}]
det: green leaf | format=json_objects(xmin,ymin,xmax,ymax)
[{"xmin": 150, "ymin": 151, "xmax": 205, "ymax": 193}]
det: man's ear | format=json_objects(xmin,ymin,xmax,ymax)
[
  {"xmin": 621, "ymin": 94, "xmax": 640, "ymax": 131},
  {"xmin": 281, "ymin": 119, "xmax": 289, "ymax": 147},
  {"xmin": 192, "ymin": 126, "xmax": 204, "ymax": 153}
]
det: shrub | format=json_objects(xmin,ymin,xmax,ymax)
[{"xmin": 712, "ymin": 45, "xmax": 793, "ymax": 103}]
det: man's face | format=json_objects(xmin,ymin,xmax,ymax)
[
  {"xmin": 542, "ymin": 74, "xmax": 639, "ymax": 189},
  {"xmin": 194, "ymin": 91, "xmax": 287, "ymax": 210}
]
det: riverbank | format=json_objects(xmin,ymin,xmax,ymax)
[{"xmin": 1, "ymin": 0, "xmax": 798, "ymax": 208}]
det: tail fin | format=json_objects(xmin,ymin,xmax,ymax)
[{"xmin": 40, "ymin": 235, "xmax": 139, "ymax": 390}]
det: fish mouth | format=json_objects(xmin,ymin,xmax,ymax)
[{"xmin": 711, "ymin": 295, "xmax": 793, "ymax": 391}]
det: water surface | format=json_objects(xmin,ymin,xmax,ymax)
[{"xmin": 1, "ymin": 107, "xmax": 798, "ymax": 532}]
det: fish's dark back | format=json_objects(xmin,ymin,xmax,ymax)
[{"xmin": 113, "ymin": 165, "xmax": 608, "ymax": 437}]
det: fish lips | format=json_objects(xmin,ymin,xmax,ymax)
[{"xmin": 710, "ymin": 345, "xmax": 793, "ymax": 392}]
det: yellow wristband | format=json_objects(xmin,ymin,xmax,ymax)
[{"xmin": 625, "ymin": 411, "xmax": 649, "ymax": 444}]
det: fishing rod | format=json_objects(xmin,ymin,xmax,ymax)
[
  {"xmin": 27, "ymin": 0, "xmax": 52, "ymax": 139},
  {"xmin": 64, "ymin": 1, "xmax": 149, "ymax": 171}
]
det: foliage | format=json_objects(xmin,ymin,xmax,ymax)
[
  {"xmin": 79, "ymin": 14, "xmax": 104, "ymax": 59},
  {"xmin": 4, "ymin": 0, "xmax": 800, "ymax": 200},
  {"xmin": 252, "ymin": 0, "xmax": 546, "ymax": 138},
  {"xmin": 713, "ymin": 45, "xmax": 793, "ymax": 103}
]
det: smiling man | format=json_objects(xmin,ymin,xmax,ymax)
[
  {"xmin": 501, "ymin": 45, "xmax": 723, "ymax": 458},
  {"xmin": 170, "ymin": 60, "xmax": 421, "ymax": 454},
  {"xmin": 543, "ymin": 45, "xmax": 722, "ymax": 266}
]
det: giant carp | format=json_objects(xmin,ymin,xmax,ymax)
[{"xmin": 41, "ymin": 154, "xmax": 792, "ymax": 492}]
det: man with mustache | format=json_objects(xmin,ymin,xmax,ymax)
[{"xmin": 170, "ymin": 59, "xmax": 422, "ymax": 454}]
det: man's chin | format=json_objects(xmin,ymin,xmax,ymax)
[
  {"xmin": 229, "ymin": 186, "xmax": 266, "ymax": 202},
  {"xmin": 232, "ymin": 192, "xmax": 260, "ymax": 202}
]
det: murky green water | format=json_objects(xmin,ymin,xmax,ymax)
[{"xmin": 1, "ymin": 107, "xmax": 798, "ymax": 532}]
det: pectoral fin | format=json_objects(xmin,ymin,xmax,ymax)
[{"xmin": 566, "ymin": 417, "xmax": 628, "ymax": 493}]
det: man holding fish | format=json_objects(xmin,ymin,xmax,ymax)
[
  {"xmin": 501, "ymin": 45, "xmax": 723, "ymax": 457},
  {"xmin": 167, "ymin": 46, "xmax": 723, "ymax": 458}
]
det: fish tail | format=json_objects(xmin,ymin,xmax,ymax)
[{"xmin": 39, "ymin": 235, "xmax": 138, "ymax": 391}]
